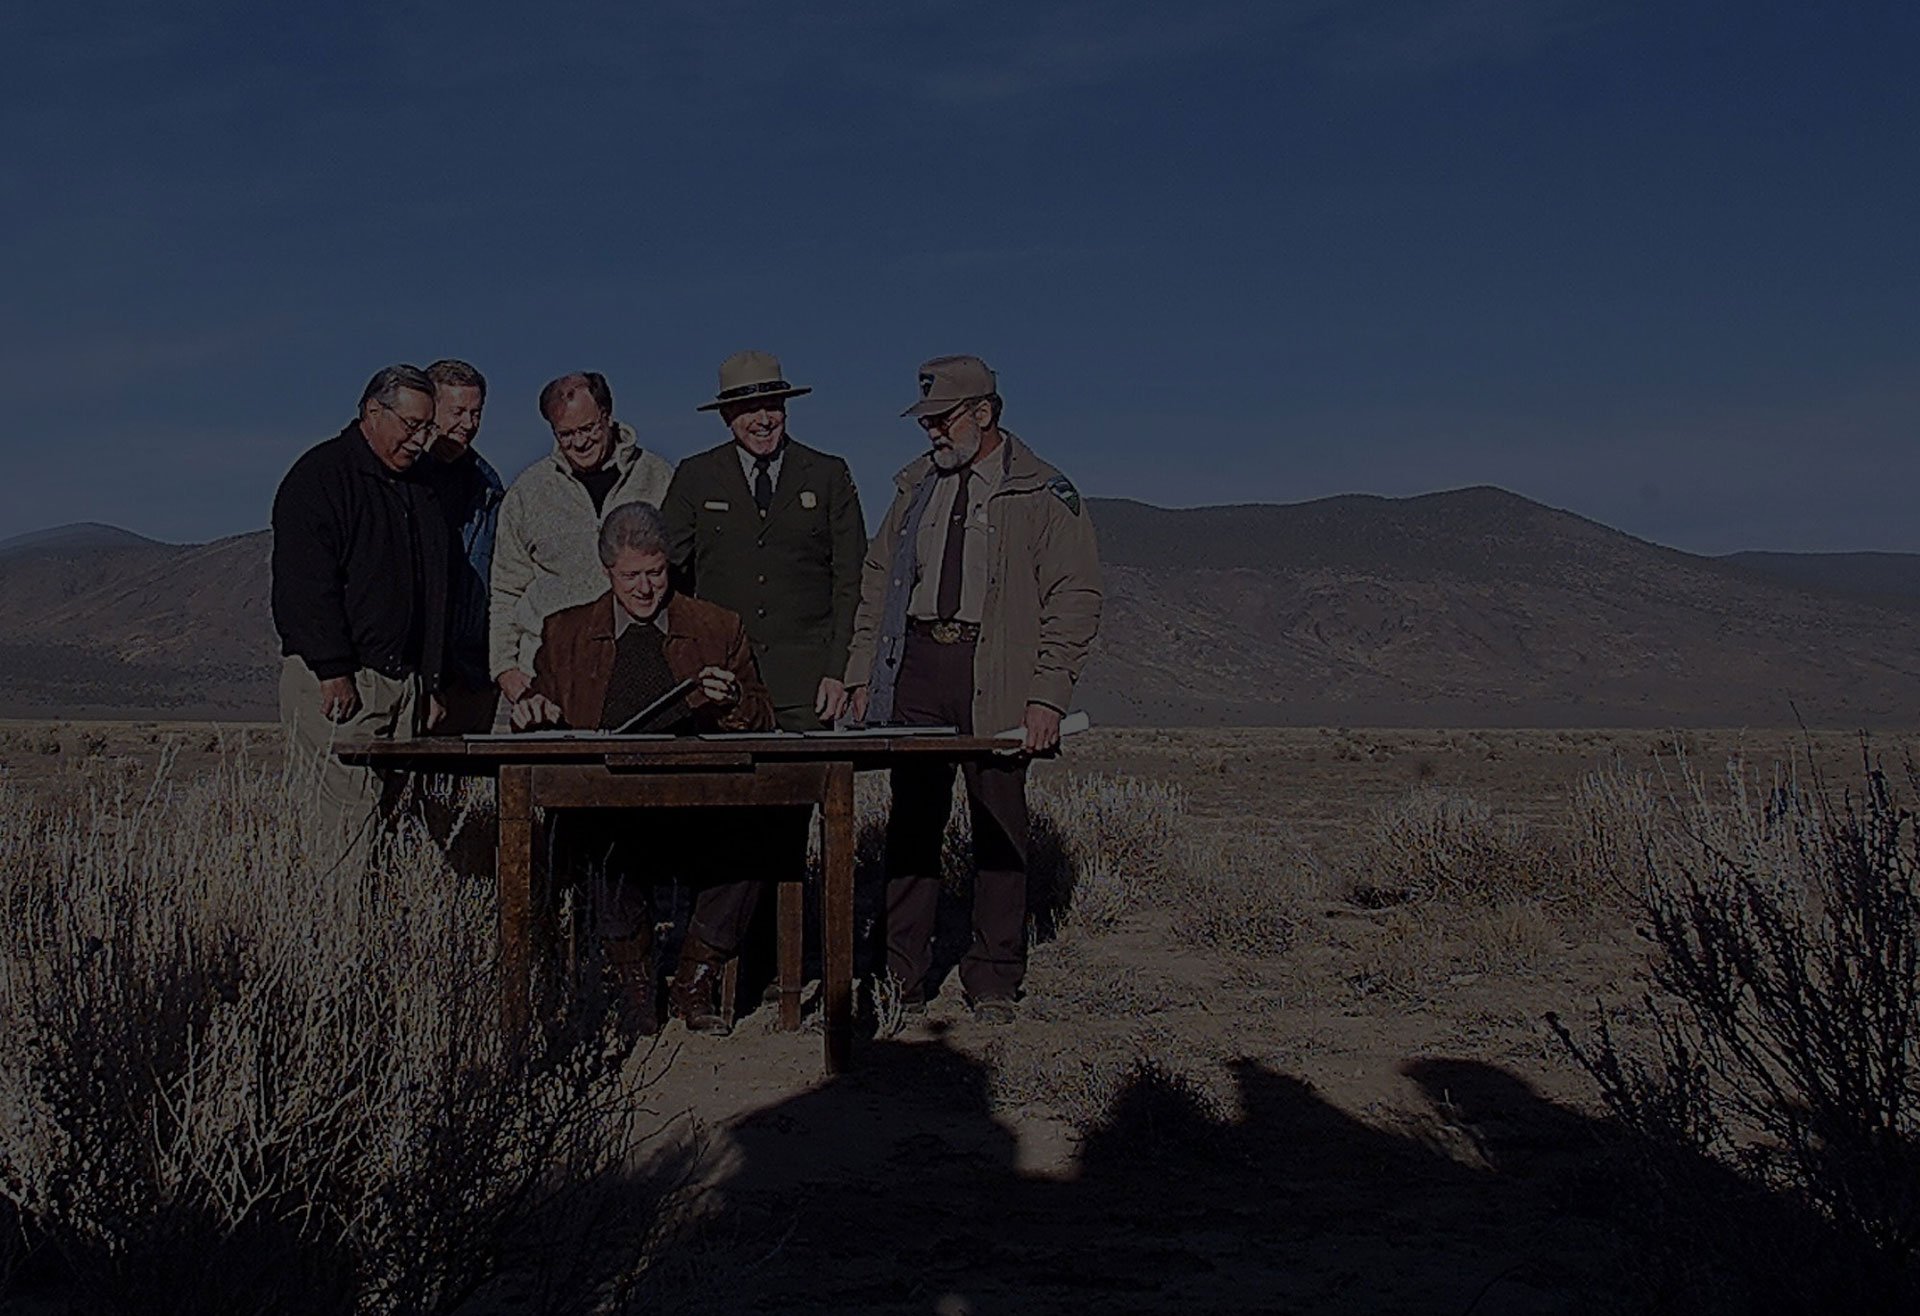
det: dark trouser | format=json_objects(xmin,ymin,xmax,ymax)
[
  {"xmin": 736, "ymin": 701, "xmax": 826, "ymax": 988},
  {"xmin": 435, "ymin": 681, "xmax": 502, "ymax": 734},
  {"xmin": 884, "ymin": 634, "xmax": 1030, "ymax": 1002},
  {"xmin": 554, "ymin": 809, "xmax": 761, "ymax": 957}
]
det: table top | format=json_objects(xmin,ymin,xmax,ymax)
[{"xmin": 336, "ymin": 731, "xmax": 1027, "ymax": 767}]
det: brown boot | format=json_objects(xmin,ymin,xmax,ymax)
[
  {"xmin": 604, "ymin": 932, "xmax": 658, "ymax": 1035},
  {"xmin": 671, "ymin": 934, "xmax": 732, "ymax": 1036}
]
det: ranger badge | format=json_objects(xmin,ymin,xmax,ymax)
[{"xmin": 1046, "ymin": 475, "xmax": 1082, "ymax": 515}]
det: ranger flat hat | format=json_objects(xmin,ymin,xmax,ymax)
[
  {"xmin": 696, "ymin": 350, "xmax": 812, "ymax": 411},
  {"xmin": 902, "ymin": 354, "xmax": 997, "ymax": 418}
]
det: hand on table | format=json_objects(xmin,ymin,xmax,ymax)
[
  {"xmin": 319, "ymin": 676, "xmax": 361, "ymax": 724},
  {"xmin": 815, "ymin": 677, "xmax": 849, "ymax": 722},
  {"xmin": 509, "ymin": 694, "xmax": 564, "ymax": 730},
  {"xmin": 497, "ymin": 668, "xmax": 534, "ymax": 704},
  {"xmin": 847, "ymin": 685, "xmax": 869, "ymax": 725}
]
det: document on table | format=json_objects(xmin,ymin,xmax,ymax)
[
  {"xmin": 463, "ymin": 731, "xmax": 673, "ymax": 741},
  {"xmin": 802, "ymin": 725, "xmax": 961, "ymax": 737}
]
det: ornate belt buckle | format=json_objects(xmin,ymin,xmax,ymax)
[{"xmin": 931, "ymin": 620, "xmax": 965, "ymax": 644}]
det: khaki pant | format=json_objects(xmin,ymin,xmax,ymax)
[{"xmin": 280, "ymin": 657, "xmax": 422, "ymax": 875}]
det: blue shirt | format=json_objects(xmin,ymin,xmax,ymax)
[{"xmin": 429, "ymin": 450, "xmax": 505, "ymax": 689}]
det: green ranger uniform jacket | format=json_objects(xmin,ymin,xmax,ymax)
[{"xmin": 662, "ymin": 438, "xmax": 866, "ymax": 727}]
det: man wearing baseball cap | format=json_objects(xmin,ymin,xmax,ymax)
[{"xmin": 845, "ymin": 355, "xmax": 1103, "ymax": 1022}]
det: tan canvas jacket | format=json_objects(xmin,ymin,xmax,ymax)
[
  {"xmin": 489, "ymin": 422, "xmax": 674, "ymax": 678},
  {"xmin": 845, "ymin": 431, "xmax": 1102, "ymax": 736}
]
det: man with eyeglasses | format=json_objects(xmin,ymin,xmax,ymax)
[
  {"xmin": 845, "ymin": 355, "xmax": 1102, "ymax": 1024},
  {"xmin": 490, "ymin": 371, "xmax": 674, "ymax": 705},
  {"xmin": 271, "ymin": 363, "xmax": 452, "ymax": 872}
]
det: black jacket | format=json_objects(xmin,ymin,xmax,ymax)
[{"xmin": 271, "ymin": 424, "xmax": 450, "ymax": 686}]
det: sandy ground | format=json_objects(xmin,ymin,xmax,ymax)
[{"xmin": 0, "ymin": 721, "xmax": 1904, "ymax": 1314}]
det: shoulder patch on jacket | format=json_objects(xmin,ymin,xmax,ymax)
[{"xmin": 1046, "ymin": 475, "xmax": 1082, "ymax": 515}]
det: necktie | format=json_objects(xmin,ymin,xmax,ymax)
[
  {"xmin": 753, "ymin": 455, "xmax": 773, "ymax": 515},
  {"xmin": 600, "ymin": 621, "xmax": 681, "ymax": 730},
  {"xmin": 936, "ymin": 468, "xmax": 971, "ymax": 621}
]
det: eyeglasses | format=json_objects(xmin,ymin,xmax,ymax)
[
  {"xmin": 554, "ymin": 414, "xmax": 609, "ymax": 445},
  {"xmin": 375, "ymin": 400, "xmax": 436, "ymax": 438},
  {"xmin": 917, "ymin": 401, "xmax": 975, "ymax": 433}
]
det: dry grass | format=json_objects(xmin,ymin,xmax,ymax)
[
  {"xmin": 1169, "ymin": 827, "xmax": 1314, "ymax": 957},
  {"xmin": 1342, "ymin": 787, "xmax": 1562, "ymax": 908},
  {"xmin": 1554, "ymin": 746, "xmax": 1920, "ymax": 1310},
  {"xmin": 0, "ymin": 747, "xmax": 665, "ymax": 1314}
]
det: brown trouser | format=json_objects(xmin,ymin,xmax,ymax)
[
  {"xmin": 884, "ymin": 634, "xmax": 1030, "ymax": 1003},
  {"xmin": 553, "ymin": 810, "xmax": 762, "ymax": 957}
]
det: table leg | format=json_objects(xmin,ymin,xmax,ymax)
[
  {"xmin": 498, "ymin": 764, "xmax": 534, "ymax": 1043},
  {"xmin": 822, "ymin": 761, "xmax": 855, "ymax": 1073},
  {"xmin": 778, "ymin": 878, "xmax": 804, "ymax": 1031}
]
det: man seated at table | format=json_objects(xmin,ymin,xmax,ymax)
[{"xmin": 512, "ymin": 501, "xmax": 775, "ymax": 1034}]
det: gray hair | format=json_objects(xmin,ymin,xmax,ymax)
[
  {"xmin": 426, "ymin": 358, "xmax": 487, "ymax": 397},
  {"xmin": 598, "ymin": 501, "xmax": 668, "ymax": 566},
  {"xmin": 358, "ymin": 363, "xmax": 435, "ymax": 414}
]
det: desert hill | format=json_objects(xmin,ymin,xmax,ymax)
[
  {"xmin": 4, "ymin": 489, "xmax": 1919, "ymax": 725},
  {"xmin": 1719, "ymin": 550, "xmax": 1920, "ymax": 608}
]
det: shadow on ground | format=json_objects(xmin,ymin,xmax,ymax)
[{"xmin": 639, "ymin": 1041, "xmax": 1868, "ymax": 1316}]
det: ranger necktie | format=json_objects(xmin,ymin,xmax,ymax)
[
  {"xmin": 936, "ymin": 468, "xmax": 971, "ymax": 621},
  {"xmin": 753, "ymin": 455, "xmax": 773, "ymax": 516}
]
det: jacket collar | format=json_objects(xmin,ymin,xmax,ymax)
[
  {"xmin": 585, "ymin": 589, "xmax": 697, "ymax": 644},
  {"xmin": 891, "ymin": 429, "xmax": 1051, "ymax": 495}
]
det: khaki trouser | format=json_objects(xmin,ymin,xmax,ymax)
[{"xmin": 280, "ymin": 657, "xmax": 422, "ymax": 876}]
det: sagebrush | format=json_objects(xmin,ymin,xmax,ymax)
[{"xmin": 0, "ymin": 749, "xmax": 663, "ymax": 1314}]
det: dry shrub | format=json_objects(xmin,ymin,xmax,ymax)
[
  {"xmin": 988, "ymin": 1032, "xmax": 1227, "ymax": 1136},
  {"xmin": 0, "ymin": 749, "xmax": 662, "ymax": 1314},
  {"xmin": 1027, "ymin": 774, "xmax": 1186, "ymax": 937},
  {"xmin": 1344, "ymin": 787, "xmax": 1557, "ymax": 908},
  {"xmin": 1454, "ymin": 899, "xmax": 1558, "ymax": 976},
  {"xmin": 1343, "ymin": 910, "xmax": 1447, "ymax": 999},
  {"xmin": 848, "ymin": 772, "xmax": 1188, "ymax": 940},
  {"xmin": 1169, "ymin": 828, "xmax": 1307, "ymax": 956},
  {"xmin": 1553, "ymin": 748, "xmax": 1920, "ymax": 1310}
]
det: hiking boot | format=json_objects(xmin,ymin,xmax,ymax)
[
  {"xmin": 671, "ymin": 935, "xmax": 733, "ymax": 1036},
  {"xmin": 969, "ymin": 997, "xmax": 1017, "ymax": 1026}
]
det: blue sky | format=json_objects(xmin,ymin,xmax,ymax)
[{"xmin": 2, "ymin": 1, "xmax": 1915, "ymax": 553}]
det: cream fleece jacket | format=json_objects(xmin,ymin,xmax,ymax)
[{"xmin": 488, "ymin": 423, "xmax": 674, "ymax": 678}]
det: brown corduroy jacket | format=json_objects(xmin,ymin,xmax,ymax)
[{"xmin": 529, "ymin": 590, "xmax": 774, "ymax": 732}]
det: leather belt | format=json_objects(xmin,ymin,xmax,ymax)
[{"xmin": 908, "ymin": 618, "xmax": 981, "ymax": 644}]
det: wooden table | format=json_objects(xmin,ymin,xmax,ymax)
[{"xmin": 338, "ymin": 733, "xmax": 1012, "ymax": 1072}]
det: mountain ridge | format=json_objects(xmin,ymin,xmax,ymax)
[{"xmin": 6, "ymin": 490, "xmax": 1920, "ymax": 726}]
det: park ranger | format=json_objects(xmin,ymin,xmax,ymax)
[
  {"xmin": 663, "ymin": 351, "xmax": 865, "ymax": 729},
  {"xmin": 845, "ymin": 355, "xmax": 1102, "ymax": 1022},
  {"xmin": 663, "ymin": 351, "xmax": 865, "ymax": 1005}
]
